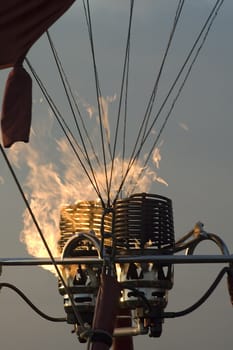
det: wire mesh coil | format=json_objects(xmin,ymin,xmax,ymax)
[
  {"xmin": 58, "ymin": 193, "xmax": 175, "ymax": 254},
  {"xmin": 113, "ymin": 193, "xmax": 175, "ymax": 253},
  {"xmin": 59, "ymin": 200, "xmax": 112, "ymax": 252}
]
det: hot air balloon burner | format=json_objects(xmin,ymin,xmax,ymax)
[
  {"xmin": 113, "ymin": 193, "xmax": 175, "ymax": 337},
  {"xmin": 58, "ymin": 193, "xmax": 175, "ymax": 338}
]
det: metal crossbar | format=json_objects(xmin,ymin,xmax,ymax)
[{"xmin": 1, "ymin": 254, "xmax": 233, "ymax": 266}]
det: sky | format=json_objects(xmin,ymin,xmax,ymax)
[{"xmin": 0, "ymin": 1, "xmax": 233, "ymax": 349}]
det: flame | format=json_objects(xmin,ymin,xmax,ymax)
[
  {"xmin": 86, "ymin": 106, "xmax": 95, "ymax": 119},
  {"xmin": 99, "ymin": 96, "xmax": 111, "ymax": 144},
  {"xmin": 153, "ymin": 147, "xmax": 162, "ymax": 169},
  {"xmin": 8, "ymin": 97, "xmax": 167, "ymax": 274},
  {"xmin": 178, "ymin": 122, "xmax": 189, "ymax": 131}
]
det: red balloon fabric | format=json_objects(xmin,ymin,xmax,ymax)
[
  {"xmin": 0, "ymin": 0, "xmax": 75, "ymax": 68},
  {"xmin": 1, "ymin": 65, "xmax": 32, "ymax": 147},
  {"xmin": 0, "ymin": 0, "xmax": 75, "ymax": 147}
]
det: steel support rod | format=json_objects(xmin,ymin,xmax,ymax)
[{"xmin": 0, "ymin": 254, "xmax": 233, "ymax": 266}]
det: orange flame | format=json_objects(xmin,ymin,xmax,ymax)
[{"xmin": 8, "ymin": 98, "xmax": 167, "ymax": 274}]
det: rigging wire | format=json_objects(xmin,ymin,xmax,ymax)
[
  {"xmin": 0, "ymin": 143, "xmax": 85, "ymax": 327},
  {"xmin": 141, "ymin": 0, "xmax": 224, "ymax": 148},
  {"xmin": 25, "ymin": 58, "xmax": 105, "ymax": 206},
  {"xmin": 141, "ymin": 0, "xmax": 186, "ymax": 142},
  {"xmin": 122, "ymin": 44, "xmax": 130, "ymax": 195},
  {"xmin": 46, "ymin": 31, "xmax": 104, "ymax": 187},
  {"xmin": 130, "ymin": 0, "xmax": 224, "ymax": 189},
  {"xmin": 113, "ymin": 0, "xmax": 225, "ymax": 202},
  {"xmin": 0, "ymin": 282, "xmax": 66, "ymax": 322},
  {"xmin": 112, "ymin": 0, "xmax": 186, "ymax": 202},
  {"xmin": 164, "ymin": 267, "xmax": 229, "ymax": 318},
  {"xmin": 108, "ymin": 0, "xmax": 135, "ymax": 201},
  {"xmin": 83, "ymin": 0, "xmax": 111, "ymax": 205},
  {"xmin": 125, "ymin": 0, "xmax": 186, "ymax": 195},
  {"xmin": 121, "ymin": 0, "xmax": 186, "ymax": 192}
]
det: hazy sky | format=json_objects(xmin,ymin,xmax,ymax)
[{"xmin": 0, "ymin": 1, "xmax": 233, "ymax": 349}]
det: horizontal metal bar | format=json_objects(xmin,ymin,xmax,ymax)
[
  {"xmin": 116, "ymin": 254, "xmax": 233, "ymax": 264},
  {"xmin": 0, "ymin": 257, "xmax": 102, "ymax": 266},
  {"xmin": 0, "ymin": 254, "xmax": 233, "ymax": 266}
]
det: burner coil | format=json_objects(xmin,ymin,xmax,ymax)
[{"xmin": 113, "ymin": 193, "xmax": 175, "ymax": 253}]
